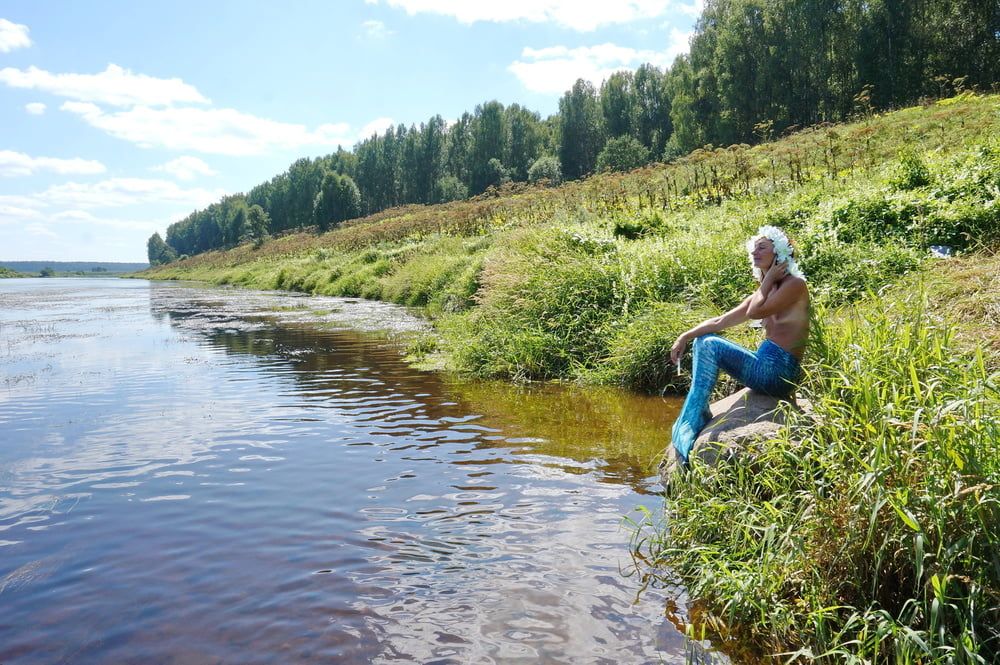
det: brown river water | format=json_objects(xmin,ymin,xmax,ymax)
[{"xmin": 0, "ymin": 278, "xmax": 728, "ymax": 664}]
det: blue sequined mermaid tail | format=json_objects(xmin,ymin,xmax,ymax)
[{"xmin": 671, "ymin": 334, "xmax": 801, "ymax": 464}]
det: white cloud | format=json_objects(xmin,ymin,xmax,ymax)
[
  {"xmin": 153, "ymin": 156, "xmax": 217, "ymax": 181},
  {"xmin": 665, "ymin": 27, "xmax": 694, "ymax": 61},
  {"xmin": 52, "ymin": 209, "xmax": 161, "ymax": 231},
  {"xmin": 508, "ymin": 42, "xmax": 678, "ymax": 94},
  {"xmin": 24, "ymin": 223, "xmax": 57, "ymax": 239},
  {"xmin": 674, "ymin": 0, "xmax": 705, "ymax": 18},
  {"xmin": 357, "ymin": 116, "xmax": 394, "ymax": 139},
  {"xmin": 369, "ymin": 0, "xmax": 675, "ymax": 31},
  {"xmin": 0, "ymin": 200, "xmax": 44, "ymax": 225},
  {"xmin": 25, "ymin": 102, "xmax": 46, "ymax": 115},
  {"xmin": 0, "ymin": 150, "xmax": 106, "ymax": 177},
  {"xmin": 37, "ymin": 177, "xmax": 224, "ymax": 209},
  {"xmin": 61, "ymin": 102, "xmax": 354, "ymax": 156},
  {"xmin": 0, "ymin": 64, "xmax": 209, "ymax": 107},
  {"xmin": 0, "ymin": 192, "xmax": 168, "ymax": 265},
  {"xmin": 361, "ymin": 19, "xmax": 394, "ymax": 39},
  {"xmin": 0, "ymin": 18, "xmax": 31, "ymax": 52}
]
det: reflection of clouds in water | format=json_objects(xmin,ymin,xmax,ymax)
[{"xmin": 0, "ymin": 279, "xmax": 703, "ymax": 664}]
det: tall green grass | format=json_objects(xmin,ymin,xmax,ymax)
[
  {"xmin": 633, "ymin": 291, "xmax": 1000, "ymax": 662},
  {"xmin": 144, "ymin": 96, "xmax": 1000, "ymax": 393},
  {"xmin": 440, "ymin": 138, "xmax": 997, "ymax": 387}
]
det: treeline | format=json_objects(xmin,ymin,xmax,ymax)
[{"xmin": 148, "ymin": 0, "xmax": 999, "ymax": 265}]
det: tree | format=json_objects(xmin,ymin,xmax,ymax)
[
  {"xmin": 600, "ymin": 71, "xmax": 636, "ymax": 139},
  {"xmin": 287, "ymin": 158, "xmax": 324, "ymax": 229},
  {"xmin": 443, "ymin": 112, "xmax": 473, "ymax": 188},
  {"xmin": 527, "ymin": 155, "xmax": 562, "ymax": 185},
  {"xmin": 435, "ymin": 175, "xmax": 468, "ymax": 203},
  {"xmin": 558, "ymin": 79, "xmax": 604, "ymax": 180},
  {"xmin": 596, "ymin": 136, "xmax": 651, "ymax": 173},
  {"xmin": 39, "ymin": 266, "xmax": 55, "ymax": 277},
  {"xmin": 485, "ymin": 158, "xmax": 511, "ymax": 190},
  {"xmin": 664, "ymin": 56, "xmax": 702, "ymax": 156},
  {"xmin": 332, "ymin": 174, "xmax": 362, "ymax": 222},
  {"xmin": 633, "ymin": 64, "xmax": 673, "ymax": 155},
  {"xmin": 505, "ymin": 104, "xmax": 544, "ymax": 181},
  {"xmin": 315, "ymin": 171, "xmax": 362, "ymax": 232},
  {"xmin": 417, "ymin": 115, "xmax": 447, "ymax": 202},
  {"xmin": 313, "ymin": 171, "xmax": 340, "ymax": 231},
  {"xmin": 146, "ymin": 232, "xmax": 177, "ymax": 266},
  {"xmin": 246, "ymin": 205, "xmax": 270, "ymax": 247},
  {"xmin": 470, "ymin": 101, "xmax": 509, "ymax": 194}
]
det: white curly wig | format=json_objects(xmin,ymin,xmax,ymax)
[{"xmin": 746, "ymin": 225, "xmax": 806, "ymax": 282}]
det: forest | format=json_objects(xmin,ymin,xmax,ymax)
[{"xmin": 147, "ymin": 0, "xmax": 999, "ymax": 264}]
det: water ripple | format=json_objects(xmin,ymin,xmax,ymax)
[{"xmin": 0, "ymin": 279, "xmax": 701, "ymax": 665}]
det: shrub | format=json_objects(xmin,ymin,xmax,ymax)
[
  {"xmin": 447, "ymin": 227, "xmax": 627, "ymax": 380},
  {"xmin": 527, "ymin": 155, "xmax": 562, "ymax": 185},
  {"xmin": 827, "ymin": 195, "xmax": 905, "ymax": 243},
  {"xmin": 381, "ymin": 248, "xmax": 473, "ymax": 307},
  {"xmin": 890, "ymin": 149, "xmax": 932, "ymax": 190},
  {"xmin": 435, "ymin": 175, "xmax": 468, "ymax": 203},
  {"xmin": 800, "ymin": 240, "xmax": 921, "ymax": 305},
  {"xmin": 612, "ymin": 209, "xmax": 666, "ymax": 239},
  {"xmin": 596, "ymin": 135, "xmax": 651, "ymax": 173}
]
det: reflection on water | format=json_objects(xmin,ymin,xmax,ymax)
[{"xmin": 0, "ymin": 278, "xmax": 723, "ymax": 664}]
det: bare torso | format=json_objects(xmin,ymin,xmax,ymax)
[{"xmin": 761, "ymin": 277, "xmax": 809, "ymax": 359}]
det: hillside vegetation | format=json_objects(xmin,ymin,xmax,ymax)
[
  {"xmin": 145, "ymin": 94, "xmax": 1000, "ymax": 662},
  {"xmin": 146, "ymin": 93, "xmax": 1000, "ymax": 388},
  {"xmin": 149, "ymin": 0, "xmax": 998, "ymax": 263}
]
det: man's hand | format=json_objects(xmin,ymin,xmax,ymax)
[
  {"xmin": 670, "ymin": 333, "xmax": 689, "ymax": 366},
  {"xmin": 763, "ymin": 259, "xmax": 788, "ymax": 283}
]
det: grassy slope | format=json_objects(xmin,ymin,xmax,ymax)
[
  {"xmin": 641, "ymin": 251, "xmax": 1000, "ymax": 663},
  {"xmin": 145, "ymin": 95, "xmax": 1000, "ymax": 661},
  {"xmin": 144, "ymin": 93, "xmax": 1000, "ymax": 390}
]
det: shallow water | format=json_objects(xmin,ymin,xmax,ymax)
[{"xmin": 0, "ymin": 278, "xmax": 713, "ymax": 664}]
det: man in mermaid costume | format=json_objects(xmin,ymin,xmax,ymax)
[{"xmin": 669, "ymin": 226, "xmax": 810, "ymax": 465}]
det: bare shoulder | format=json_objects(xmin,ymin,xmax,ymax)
[{"xmin": 782, "ymin": 276, "xmax": 808, "ymax": 295}]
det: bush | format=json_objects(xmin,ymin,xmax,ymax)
[
  {"xmin": 827, "ymin": 195, "xmax": 905, "ymax": 243},
  {"xmin": 596, "ymin": 135, "xmax": 651, "ymax": 173},
  {"xmin": 800, "ymin": 240, "xmax": 921, "ymax": 305},
  {"xmin": 435, "ymin": 175, "xmax": 468, "ymax": 203},
  {"xmin": 381, "ymin": 245, "xmax": 474, "ymax": 307},
  {"xmin": 446, "ymin": 227, "xmax": 627, "ymax": 380},
  {"xmin": 527, "ymin": 155, "xmax": 562, "ymax": 185},
  {"xmin": 890, "ymin": 149, "xmax": 932, "ymax": 190},
  {"xmin": 611, "ymin": 209, "xmax": 666, "ymax": 239}
]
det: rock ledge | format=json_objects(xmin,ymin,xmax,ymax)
[{"xmin": 660, "ymin": 387, "xmax": 806, "ymax": 484}]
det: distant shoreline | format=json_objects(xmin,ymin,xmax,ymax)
[{"xmin": 0, "ymin": 261, "xmax": 149, "ymax": 277}]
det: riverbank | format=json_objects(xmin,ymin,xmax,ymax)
[
  {"xmin": 142, "ymin": 93, "xmax": 1000, "ymax": 661},
  {"xmin": 143, "ymin": 93, "xmax": 999, "ymax": 393},
  {"xmin": 637, "ymin": 250, "xmax": 1000, "ymax": 663}
]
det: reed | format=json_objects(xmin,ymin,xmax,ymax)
[
  {"xmin": 633, "ymin": 288, "xmax": 1000, "ymax": 662},
  {"xmin": 143, "ymin": 94, "xmax": 1000, "ymax": 391}
]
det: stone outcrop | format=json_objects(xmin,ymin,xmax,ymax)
[{"xmin": 660, "ymin": 387, "xmax": 806, "ymax": 484}]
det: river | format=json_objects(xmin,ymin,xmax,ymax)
[{"xmin": 0, "ymin": 278, "xmax": 718, "ymax": 664}]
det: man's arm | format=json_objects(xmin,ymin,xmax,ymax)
[
  {"xmin": 670, "ymin": 295, "xmax": 753, "ymax": 365},
  {"xmin": 686, "ymin": 295, "xmax": 754, "ymax": 337},
  {"xmin": 746, "ymin": 275, "xmax": 806, "ymax": 319}
]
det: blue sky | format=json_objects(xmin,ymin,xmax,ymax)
[{"xmin": 0, "ymin": 0, "xmax": 701, "ymax": 262}]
